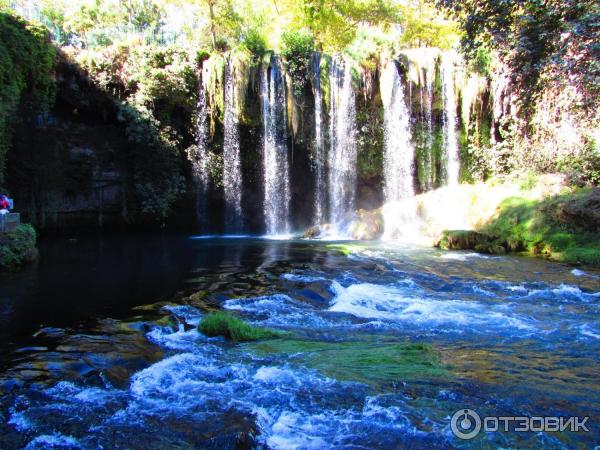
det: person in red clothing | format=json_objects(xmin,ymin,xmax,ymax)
[{"xmin": 0, "ymin": 195, "xmax": 9, "ymax": 210}]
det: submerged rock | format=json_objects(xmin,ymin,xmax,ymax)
[
  {"xmin": 350, "ymin": 209, "xmax": 384, "ymax": 240},
  {"xmin": 436, "ymin": 230, "xmax": 491, "ymax": 250}
]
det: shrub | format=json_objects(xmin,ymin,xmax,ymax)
[
  {"xmin": 198, "ymin": 312, "xmax": 279, "ymax": 342},
  {"xmin": 240, "ymin": 27, "xmax": 267, "ymax": 57},
  {"xmin": 280, "ymin": 29, "xmax": 315, "ymax": 97},
  {"xmin": 557, "ymin": 139, "xmax": 600, "ymax": 187},
  {"xmin": 0, "ymin": 224, "xmax": 37, "ymax": 269}
]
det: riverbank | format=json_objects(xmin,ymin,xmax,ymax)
[
  {"xmin": 371, "ymin": 173, "xmax": 600, "ymax": 266},
  {"xmin": 436, "ymin": 186, "xmax": 600, "ymax": 266}
]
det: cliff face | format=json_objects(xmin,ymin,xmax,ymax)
[
  {"xmin": 7, "ymin": 50, "xmax": 196, "ymax": 232},
  {"xmin": 5, "ymin": 41, "xmax": 595, "ymax": 234}
]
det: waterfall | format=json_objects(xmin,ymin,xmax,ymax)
[
  {"xmin": 312, "ymin": 52, "xmax": 326, "ymax": 226},
  {"xmin": 223, "ymin": 58, "xmax": 243, "ymax": 232},
  {"xmin": 328, "ymin": 57, "xmax": 357, "ymax": 229},
  {"xmin": 380, "ymin": 61, "xmax": 415, "ymax": 239},
  {"xmin": 192, "ymin": 61, "xmax": 211, "ymax": 229},
  {"xmin": 424, "ymin": 53, "xmax": 436, "ymax": 190},
  {"xmin": 261, "ymin": 57, "xmax": 291, "ymax": 235},
  {"xmin": 441, "ymin": 53, "xmax": 460, "ymax": 186}
]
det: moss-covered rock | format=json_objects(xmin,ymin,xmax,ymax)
[
  {"xmin": 350, "ymin": 209, "xmax": 384, "ymax": 240},
  {"xmin": 481, "ymin": 188, "xmax": 600, "ymax": 265},
  {"xmin": 0, "ymin": 224, "xmax": 38, "ymax": 269},
  {"xmin": 436, "ymin": 229, "xmax": 492, "ymax": 250},
  {"xmin": 198, "ymin": 312, "xmax": 280, "ymax": 342},
  {"xmin": 244, "ymin": 339, "xmax": 447, "ymax": 385}
]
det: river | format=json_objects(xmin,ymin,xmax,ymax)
[{"xmin": 0, "ymin": 235, "xmax": 598, "ymax": 448}]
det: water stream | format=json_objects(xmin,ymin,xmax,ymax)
[
  {"xmin": 328, "ymin": 57, "xmax": 358, "ymax": 231},
  {"xmin": 441, "ymin": 53, "xmax": 460, "ymax": 186},
  {"xmin": 312, "ymin": 53, "xmax": 326, "ymax": 226},
  {"xmin": 223, "ymin": 58, "xmax": 243, "ymax": 232},
  {"xmin": 380, "ymin": 61, "xmax": 415, "ymax": 239},
  {"xmin": 191, "ymin": 61, "xmax": 211, "ymax": 230},
  {"xmin": 262, "ymin": 57, "xmax": 291, "ymax": 236},
  {"xmin": 0, "ymin": 236, "xmax": 598, "ymax": 448}
]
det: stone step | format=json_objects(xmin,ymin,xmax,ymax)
[{"xmin": 0, "ymin": 213, "xmax": 20, "ymax": 232}]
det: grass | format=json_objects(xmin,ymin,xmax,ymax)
[
  {"xmin": 198, "ymin": 312, "xmax": 280, "ymax": 342},
  {"xmin": 480, "ymin": 189, "xmax": 600, "ymax": 265},
  {"xmin": 244, "ymin": 339, "xmax": 447, "ymax": 385}
]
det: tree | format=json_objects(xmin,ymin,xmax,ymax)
[
  {"xmin": 438, "ymin": 0, "xmax": 600, "ymax": 106},
  {"xmin": 300, "ymin": 0, "xmax": 402, "ymax": 51},
  {"xmin": 124, "ymin": 0, "xmax": 165, "ymax": 31}
]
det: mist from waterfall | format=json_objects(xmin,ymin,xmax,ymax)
[
  {"xmin": 261, "ymin": 57, "xmax": 291, "ymax": 235},
  {"xmin": 380, "ymin": 61, "xmax": 416, "ymax": 239},
  {"xmin": 191, "ymin": 61, "xmax": 210, "ymax": 230},
  {"xmin": 441, "ymin": 52, "xmax": 460, "ymax": 186},
  {"xmin": 328, "ymin": 57, "xmax": 357, "ymax": 230},
  {"xmin": 312, "ymin": 52, "xmax": 326, "ymax": 226},
  {"xmin": 223, "ymin": 58, "xmax": 243, "ymax": 231}
]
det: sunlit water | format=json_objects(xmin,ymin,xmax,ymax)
[{"xmin": 0, "ymin": 235, "xmax": 599, "ymax": 448}]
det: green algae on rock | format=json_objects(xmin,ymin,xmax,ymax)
[
  {"xmin": 198, "ymin": 312, "xmax": 280, "ymax": 342},
  {"xmin": 244, "ymin": 339, "xmax": 447, "ymax": 385}
]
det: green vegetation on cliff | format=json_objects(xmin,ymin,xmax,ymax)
[
  {"xmin": 0, "ymin": 223, "xmax": 37, "ymax": 268},
  {"xmin": 481, "ymin": 189, "xmax": 600, "ymax": 266},
  {"xmin": 0, "ymin": 11, "xmax": 56, "ymax": 188},
  {"xmin": 437, "ymin": 188, "xmax": 600, "ymax": 266}
]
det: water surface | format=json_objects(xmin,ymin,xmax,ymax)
[{"xmin": 0, "ymin": 236, "xmax": 598, "ymax": 448}]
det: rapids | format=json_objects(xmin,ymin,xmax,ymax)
[{"xmin": 0, "ymin": 236, "xmax": 598, "ymax": 448}]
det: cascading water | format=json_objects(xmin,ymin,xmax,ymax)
[
  {"xmin": 312, "ymin": 52, "xmax": 326, "ymax": 226},
  {"xmin": 441, "ymin": 52, "xmax": 460, "ymax": 186},
  {"xmin": 261, "ymin": 57, "xmax": 291, "ymax": 236},
  {"xmin": 380, "ymin": 61, "xmax": 416, "ymax": 239},
  {"xmin": 424, "ymin": 52, "xmax": 437, "ymax": 190},
  {"xmin": 191, "ymin": 61, "xmax": 210, "ymax": 230},
  {"xmin": 328, "ymin": 57, "xmax": 358, "ymax": 230},
  {"xmin": 223, "ymin": 57, "xmax": 243, "ymax": 232}
]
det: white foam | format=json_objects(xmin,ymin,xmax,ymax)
[
  {"xmin": 8, "ymin": 411, "xmax": 33, "ymax": 432},
  {"xmin": 224, "ymin": 294, "xmax": 338, "ymax": 328},
  {"xmin": 146, "ymin": 325, "xmax": 209, "ymax": 351},
  {"xmin": 439, "ymin": 252, "xmax": 489, "ymax": 261},
  {"xmin": 328, "ymin": 282, "xmax": 535, "ymax": 332},
  {"xmin": 25, "ymin": 433, "xmax": 81, "ymax": 450},
  {"xmin": 281, "ymin": 273, "xmax": 327, "ymax": 283},
  {"xmin": 162, "ymin": 305, "xmax": 202, "ymax": 327}
]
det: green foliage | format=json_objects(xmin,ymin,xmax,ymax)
[
  {"xmin": 301, "ymin": 0, "xmax": 402, "ymax": 51},
  {"xmin": 439, "ymin": 0, "xmax": 600, "ymax": 106},
  {"xmin": 76, "ymin": 45, "xmax": 197, "ymax": 220},
  {"xmin": 124, "ymin": 0, "xmax": 165, "ymax": 30},
  {"xmin": 0, "ymin": 12, "xmax": 56, "ymax": 188},
  {"xmin": 400, "ymin": 0, "xmax": 460, "ymax": 50},
  {"xmin": 198, "ymin": 311, "xmax": 280, "ymax": 342},
  {"xmin": 557, "ymin": 138, "xmax": 600, "ymax": 186},
  {"xmin": 280, "ymin": 28, "xmax": 314, "ymax": 97},
  {"xmin": 482, "ymin": 190, "xmax": 600, "ymax": 265},
  {"xmin": 0, "ymin": 224, "xmax": 37, "ymax": 268},
  {"xmin": 471, "ymin": 47, "xmax": 492, "ymax": 76},
  {"xmin": 240, "ymin": 26, "xmax": 267, "ymax": 57}
]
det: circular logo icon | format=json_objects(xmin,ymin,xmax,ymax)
[{"xmin": 451, "ymin": 409, "xmax": 482, "ymax": 440}]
